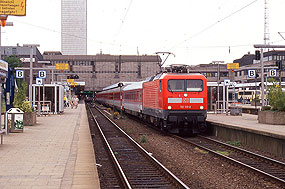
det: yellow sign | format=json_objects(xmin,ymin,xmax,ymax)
[
  {"xmin": 0, "ymin": 0, "xmax": 26, "ymax": 16},
  {"xmin": 56, "ymin": 63, "xmax": 69, "ymax": 70},
  {"xmin": 66, "ymin": 79, "xmax": 74, "ymax": 83},
  {"xmin": 227, "ymin": 63, "xmax": 239, "ymax": 70}
]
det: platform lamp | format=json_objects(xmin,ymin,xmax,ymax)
[
  {"xmin": 0, "ymin": 15, "xmax": 13, "ymax": 59},
  {"xmin": 23, "ymin": 44, "xmax": 40, "ymax": 105}
]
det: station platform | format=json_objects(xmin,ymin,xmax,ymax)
[
  {"xmin": 0, "ymin": 103, "xmax": 100, "ymax": 188},
  {"xmin": 207, "ymin": 113, "xmax": 285, "ymax": 139}
]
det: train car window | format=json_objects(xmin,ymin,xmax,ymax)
[
  {"xmin": 244, "ymin": 92, "xmax": 252, "ymax": 95},
  {"xmin": 168, "ymin": 80, "xmax": 185, "ymax": 92},
  {"xmin": 186, "ymin": 80, "xmax": 203, "ymax": 92}
]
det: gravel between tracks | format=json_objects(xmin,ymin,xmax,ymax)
[{"xmin": 101, "ymin": 112, "xmax": 283, "ymax": 189}]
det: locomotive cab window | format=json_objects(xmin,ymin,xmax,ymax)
[
  {"xmin": 186, "ymin": 79, "xmax": 203, "ymax": 92},
  {"xmin": 168, "ymin": 80, "xmax": 185, "ymax": 92}
]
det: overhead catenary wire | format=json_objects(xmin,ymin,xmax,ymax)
[
  {"xmin": 170, "ymin": 0, "xmax": 259, "ymax": 50},
  {"xmin": 114, "ymin": 0, "xmax": 134, "ymax": 38}
]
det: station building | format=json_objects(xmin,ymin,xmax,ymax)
[
  {"xmin": 1, "ymin": 45, "xmax": 284, "ymax": 93},
  {"xmin": 0, "ymin": 46, "xmax": 161, "ymax": 92}
]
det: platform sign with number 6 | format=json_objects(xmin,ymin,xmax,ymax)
[
  {"xmin": 269, "ymin": 69, "xmax": 277, "ymax": 77},
  {"xmin": 38, "ymin": 70, "xmax": 46, "ymax": 79},
  {"xmin": 16, "ymin": 70, "xmax": 24, "ymax": 78}
]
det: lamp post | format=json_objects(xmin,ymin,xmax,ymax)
[
  {"xmin": 0, "ymin": 21, "xmax": 13, "ymax": 59},
  {"xmin": 23, "ymin": 44, "xmax": 40, "ymax": 104},
  {"xmin": 254, "ymin": 44, "xmax": 285, "ymax": 106}
]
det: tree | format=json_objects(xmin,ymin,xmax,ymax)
[
  {"xmin": 267, "ymin": 78, "xmax": 285, "ymax": 111},
  {"xmin": 13, "ymin": 81, "xmax": 27, "ymax": 109},
  {"xmin": 3, "ymin": 55, "xmax": 22, "ymax": 69}
]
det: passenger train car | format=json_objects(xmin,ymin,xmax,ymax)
[{"xmin": 96, "ymin": 73, "xmax": 207, "ymax": 135}]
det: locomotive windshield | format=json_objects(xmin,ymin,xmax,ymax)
[
  {"xmin": 168, "ymin": 80, "xmax": 185, "ymax": 92},
  {"xmin": 168, "ymin": 79, "xmax": 203, "ymax": 92},
  {"xmin": 186, "ymin": 79, "xmax": 203, "ymax": 92}
]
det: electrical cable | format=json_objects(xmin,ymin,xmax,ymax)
[{"xmin": 170, "ymin": 0, "xmax": 259, "ymax": 50}]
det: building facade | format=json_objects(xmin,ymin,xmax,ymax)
[
  {"xmin": 61, "ymin": 0, "xmax": 87, "ymax": 55},
  {"xmin": 42, "ymin": 52, "xmax": 161, "ymax": 91}
]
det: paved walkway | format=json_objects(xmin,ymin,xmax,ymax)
[
  {"xmin": 207, "ymin": 113, "xmax": 285, "ymax": 139},
  {"xmin": 0, "ymin": 103, "xmax": 100, "ymax": 188}
]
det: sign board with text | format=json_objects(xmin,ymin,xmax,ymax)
[
  {"xmin": 224, "ymin": 79, "xmax": 230, "ymax": 86},
  {"xmin": 268, "ymin": 69, "xmax": 277, "ymax": 77},
  {"xmin": 227, "ymin": 63, "xmax": 239, "ymax": 70},
  {"xmin": 36, "ymin": 78, "xmax": 43, "ymax": 85},
  {"xmin": 248, "ymin": 70, "xmax": 256, "ymax": 78},
  {"xmin": 38, "ymin": 70, "xmax": 47, "ymax": 79},
  {"xmin": 16, "ymin": 70, "xmax": 24, "ymax": 78},
  {"xmin": 0, "ymin": 0, "xmax": 26, "ymax": 16},
  {"xmin": 56, "ymin": 63, "xmax": 69, "ymax": 70}
]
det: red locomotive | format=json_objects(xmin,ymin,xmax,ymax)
[{"xmin": 96, "ymin": 73, "xmax": 207, "ymax": 135}]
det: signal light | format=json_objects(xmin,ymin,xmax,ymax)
[
  {"xmin": 0, "ymin": 19, "xmax": 6, "ymax": 27},
  {"xmin": 255, "ymin": 50, "xmax": 261, "ymax": 60}
]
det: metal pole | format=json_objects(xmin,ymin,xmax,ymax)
[
  {"xmin": 0, "ymin": 87, "xmax": 2, "ymax": 131},
  {"xmin": 120, "ymin": 86, "xmax": 122, "ymax": 116},
  {"xmin": 29, "ymin": 47, "xmax": 33, "ymax": 103},
  {"xmin": 260, "ymin": 48, "xmax": 264, "ymax": 106},
  {"xmin": 55, "ymin": 85, "xmax": 57, "ymax": 114},
  {"xmin": 217, "ymin": 63, "xmax": 220, "ymax": 113},
  {"xmin": 38, "ymin": 85, "xmax": 40, "ymax": 115},
  {"xmin": 226, "ymin": 86, "xmax": 229, "ymax": 115},
  {"xmin": 222, "ymin": 83, "xmax": 225, "ymax": 113}
]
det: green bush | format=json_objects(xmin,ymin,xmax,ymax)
[
  {"xmin": 267, "ymin": 81, "xmax": 285, "ymax": 111},
  {"xmin": 13, "ymin": 81, "xmax": 27, "ymax": 108},
  {"xmin": 19, "ymin": 101, "xmax": 32, "ymax": 113}
]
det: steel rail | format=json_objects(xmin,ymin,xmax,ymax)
[
  {"xmin": 88, "ymin": 105, "xmax": 132, "ymax": 189},
  {"xmin": 92, "ymin": 104, "xmax": 190, "ymax": 189},
  {"xmin": 198, "ymin": 135, "xmax": 285, "ymax": 167},
  {"xmin": 173, "ymin": 134, "xmax": 285, "ymax": 185}
]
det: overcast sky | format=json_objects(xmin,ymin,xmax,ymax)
[{"xmin": 2, "ymin": 0, "xmax": 285, "ymax": 66}]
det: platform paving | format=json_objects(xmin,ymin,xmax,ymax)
[
  {"xmin": 207, "ymin": 113, "xmax": 285, "ymax": 139},
  {"xmin": 0, "ymin": 103, "xmax": 100, "ymax": 189}
]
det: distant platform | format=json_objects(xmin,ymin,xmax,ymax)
[{"xmin": 206, "ymin": 113, "xmax": 285, "ymax": 156}]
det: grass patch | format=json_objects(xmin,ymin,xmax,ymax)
[
  {"xmin": 216, "ymin": 150, "xmax": 230, "ymax": 156},
  {"xmin": 194, "ymin": 147, "xmax": 208, "ymax": 154},
  {"xmin": 113, "ymin": 112, "xmax": 120, "ymax": 119},
  {"xmin": 226, "ymin": 141, "xmax": 241, "ymax": 147},
  {"xmin": 140, "ymin": 135, "xmax": 147, "ymax": 143}
]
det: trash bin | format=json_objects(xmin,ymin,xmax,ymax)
[
  {"xmin": 230, "ymin": 106, "xmax": 242, "ymax": 116},
  {"xmin": 7, "ymin": 108, "xmax": 24, "ymax": 133}
]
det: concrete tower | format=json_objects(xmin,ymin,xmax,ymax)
[{"xmin": 61, "ymin": 0, "xmax": 87, "ymax": 55}]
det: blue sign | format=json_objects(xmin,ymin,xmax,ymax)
[
  {"xmin": 38, "ymin": 70, "xmax": 46, "ymax": 79},
  {"xmin": 16, "ymin": 70, "xmax": 24, "ymax": 78},
  {"xmin": 248, "ymin": 70, "xmax": 256, "ymax": 78},
  {"xmin": 268, "ymin": 69, "xmax": 277, "ymax": 77}
]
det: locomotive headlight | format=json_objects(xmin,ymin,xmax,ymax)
[
  {"xmin": 200, "ymin": 106, "xmax": 204, "ymax": 110},
  {"xmin": 168, "ymin": 106, "xmax": 172, "ymax": 110}
]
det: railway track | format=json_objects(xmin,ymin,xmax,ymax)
[
  {"xmin": 87, "ymin": 104, "xmax": 189, "ymax": 188},
  {"xmin": 174, "ymin": 135, "xmax": 285, "ymax": 185}
]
